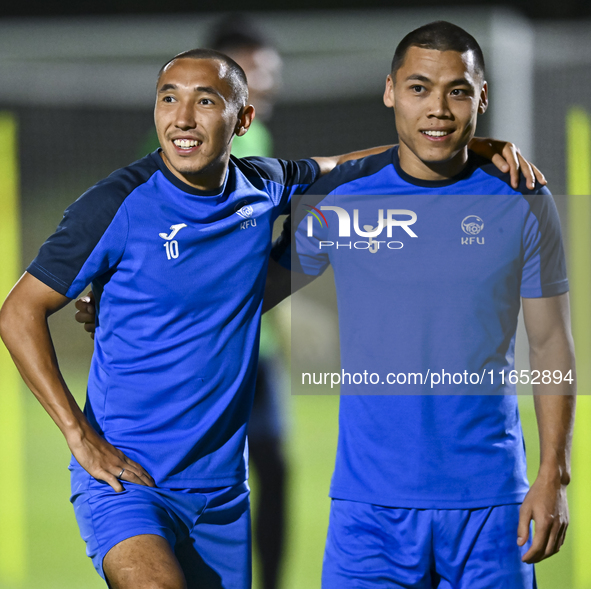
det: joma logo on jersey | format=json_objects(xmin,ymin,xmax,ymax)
[
  {"xmin": 305, "ymin": 205, "xmax": 417, "ymax": 252},
  {"xmin": 159, "ymin": 223, "xmax": 187, "ymax": 260},
  {"xmin": 159, "ymin": 223, "xmax": 187, "ymax": 240},
  {"xmin": 461, "ymin": 215, "xmax": 485, "ymax": 245}
]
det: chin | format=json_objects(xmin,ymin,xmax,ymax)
[
  {"xmin": 422, "ymin": 147, "xmax": 462, "ymax": 163},
  {"xmin": 167, "ymin": 154, "xmax": 205, "ymax": 172},
  {"xmin": 419, "ymin": 153, "xmax": 454, "ymax": 165},
  {"xmin": 175, "ymin": 164, "xmax": 206, "ymax": 176}
]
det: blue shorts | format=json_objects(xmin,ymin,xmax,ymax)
[
  {"xmin": 322, "ymin": 499, "xmax": 537, "ymax": 589},
  {"xmin": 70, "ymin": 466, "xmax": 251, "ymax": 589}
]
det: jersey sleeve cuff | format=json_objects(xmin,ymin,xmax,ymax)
[
  {"xmin": 26, "ymin": 262, "xmax": 71, "ymax": 297},
  {"xmin": 521, "ymin": 278, "xmax": 569, "ymax": 298},
  {"xmin": 305, "ymin": 158, "xmax": 321, "ymax": 182}
]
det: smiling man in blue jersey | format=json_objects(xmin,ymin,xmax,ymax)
[
  {"xmin": 273, "ymin": 21, "xmax": 576, "ymax": 589},
  {"xmin": 0, "ymin": 42, "xmax": 545, "ymax": 589},
  {"xmin": 0, "ymin": 49, "xmax": 398, "ymax": 589}
]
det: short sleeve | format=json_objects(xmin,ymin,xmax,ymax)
[
  {"xmin": 27, "ymin": 180, "xmax": 130, "ymax": 299},
  {"xmin": 521, "ymin": 189, "xmax": 569, "ymax": 298},
  {"xmin": 233, "ymin": 156, "xmax": 320, "ymax": 215}
]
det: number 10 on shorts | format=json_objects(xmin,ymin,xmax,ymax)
[{"xmin": 164, "ymin": 240, "xmax": 179, "ymax": 260}]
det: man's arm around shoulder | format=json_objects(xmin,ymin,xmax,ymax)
[{"xmin": 312, "ymin": 139, "xmax": 547, "ymax": 187}]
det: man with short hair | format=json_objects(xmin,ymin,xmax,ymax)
[
  {"xmin": 1, "ymin": 44, "xmax": 542, "ymax": 589},
  {"xmin": 273, "ymin": 21, "xmax": 575, "ymax": 588},
  {"xmin": 139, "ymin": 19, "xmax": 291, "ymax": 588},
  {"xmin": 0, "ymin": 49, "xmax": 371, "ymax": 589}
]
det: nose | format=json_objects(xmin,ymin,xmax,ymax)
[
  {"xmin": 175, "ymin": 100, "xmax": 197, "ymax": 130},
  {"xmin": 427, "ymin": 91, "xmax": 452, "ymax": 119}
]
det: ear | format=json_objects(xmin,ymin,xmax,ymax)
[
  {"xmin": 235, "ymin": 104, "xmax": 255, "ymax": 137},
  {"xmin": 478, "ymin": 81, "xmax": 488, "ymax": 115},
  {"xmin": 383, "ymin": 74, "xmax": 395, "ymax": 108}
]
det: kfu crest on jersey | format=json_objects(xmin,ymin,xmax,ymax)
[
  {"xmin": 461, "ymin": 215, "xmax": 485, "ymax": 245},
  {"xmin": 235, "ymin": 201, "xmax": 257, "ymax": 229}
]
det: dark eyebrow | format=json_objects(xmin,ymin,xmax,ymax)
[
  {"xmin": 405, "ymin": 74, "xmax": 431, "ymax": 84},
  {"xmin": 447, "ymin": 78, "xmax": 473, "ymax": 87},
  {"xmin": 404, "ymin": 74, "xmax": 474, "ymax": 88},
  {"xmin": 158, "ymin": 83, "xmax": 177, "ymax": 93},
  {"xmin": 157, "ymin": 84, "xmax": 224, "ymax": 100},
  {"xmin": 194, "ymin": 86, "xmax": 224, "ymax": 99}
]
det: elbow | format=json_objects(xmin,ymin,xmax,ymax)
[
  {"xmin": 529, "ymin": 332, "xmax": 575, "ymax": 362},
  {"xmin": 0, "ymin": 296, "xmax": 17, "ymax": 346},
  {"xmin": 0, "ymin": 293, "xmax": 30, "ymax": 349}
]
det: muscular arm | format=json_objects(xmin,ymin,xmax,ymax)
[
  {"xmin": 518, "ymin": 293, "xmax": 576, "ymax": 563},
  {"xmin": 312, "ymin": 138, "xmax": 546, "ymax": 188},
  {"xmin": 312, "ymin": 145, "xmax": 393, "ymax": 176},
  {"xmin": 0, "ymin": 272, "xmax": 155, "ymax": 492}
]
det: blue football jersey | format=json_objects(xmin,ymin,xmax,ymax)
[
  {"xmin": 28, "ymin": 150, "xmax": 319, "ymax": 487},
  {"xmin": 274, "ymin": 147, "xmax": 568, "ymax": 508}
]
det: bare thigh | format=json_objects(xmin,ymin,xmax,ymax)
[{"xmin": 103, "ymin": 534, "xmax": 187, "ymax": 589}]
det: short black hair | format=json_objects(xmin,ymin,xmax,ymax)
[
  {"xmin": 392, "ymin": 21, "xmax": 485, "ymax": 81},
  {"xmin": 207, "ymin": 14, "xmax": 273, "ymax": 53},
  {"xmin": 157, "ymin": 48, "xmax": 248, "ymax": 108}
]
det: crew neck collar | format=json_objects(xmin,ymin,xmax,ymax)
[
  {"xmin": 151, "ymin": 149, "xmax": 229, "ymax": 197},
  {"xmin": 392, "ymin": 146, "xmax": 476, "ymax": 188}
]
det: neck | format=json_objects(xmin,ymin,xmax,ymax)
[
  {"xmin": 398, "ymin": 141, "xmax": 469, "ymax": 182},
  {"xmin": 160, "ymin": 151, "xmax": 228, "ymax": 192}
]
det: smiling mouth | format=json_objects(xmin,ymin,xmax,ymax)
[
  {"xmin": 173, "ymin": 139, "xmax": 203, "ymax": 150},
  {"xmin": 421, "ymin": 130, "xmax": 453, "ymax": 138}
]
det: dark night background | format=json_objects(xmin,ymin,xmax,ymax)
[{"xmin": 2, "ymin": 0, "xmax": 590, "ymax": 19}]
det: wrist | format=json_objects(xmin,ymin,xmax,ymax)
[
  {"xmin": 61, "ymin": 416, "xmax": 91, "ymax": 447},
  {"xmin": 538, "ymin": 460, "xmax": 571, "ymax": 486}
]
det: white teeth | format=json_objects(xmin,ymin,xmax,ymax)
[
  {"xmin": 174, "ymin": 139, "xmax": 201, "ymax": 148},
  {"xmin": 422, "ymin": 130, "xmax": 451, "ymax": 137}
]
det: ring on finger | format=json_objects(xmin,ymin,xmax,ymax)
[{"xmin": 118, "ymin": 468, "xmax": 125, "ymax": 479}]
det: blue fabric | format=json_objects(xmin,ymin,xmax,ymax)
[
  {"xmin": 70, "ymin": 464, "xmax": 251, "ymax": 588},
  {"xmin": 28, "ymin": 150, "xmax": 319, "ymax": 488},
  {"xmin": 276, "ymin": 147, "xmax": 568, "ymax": 509},
  {"xmin": 322, "ymin": 500, "xmax": 537, "ymax": 589}
]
